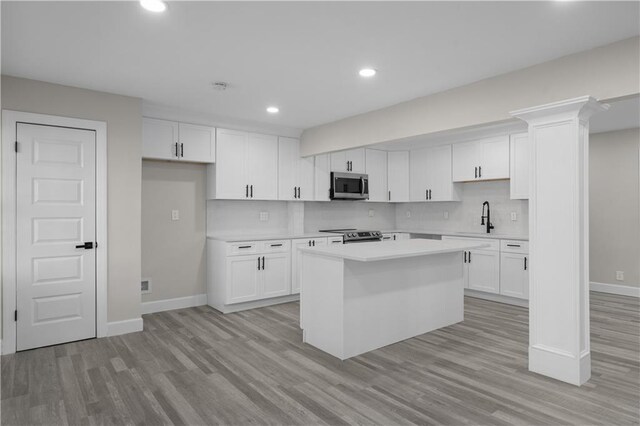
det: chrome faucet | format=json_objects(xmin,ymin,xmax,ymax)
[{"xmin": 481, "ymin": 201, "xmax": 494, "ymax": 234}]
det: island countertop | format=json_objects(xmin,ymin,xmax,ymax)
[{"xmin": 299, "ymin": 238, "xmax": 488, "ymax": 262}]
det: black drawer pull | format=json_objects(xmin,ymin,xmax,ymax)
[
  {"xmin": 506, "ymin": 244, "xmax": 521, "ymax": 247},
  {"xmin": 270, "ymin": 244, "xmax": 283, "ymax": 247},
  {"xmin": 464, "ymin": 251, "xmax": 467, "ymax": 263},
  {"xmin": 238, "ymin": 245, "xmax": 252, "ymax": 249}
]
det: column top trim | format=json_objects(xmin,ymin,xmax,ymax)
[{"xmin": 510, "ymin": 96, "xmax": 609, "ymax": 123}]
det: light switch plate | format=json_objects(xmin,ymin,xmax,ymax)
[
  {"xmin": 616, "ymin": 271, "xmax": 624, "ymax": 281},
  {"xmin": 171, "ymin": 210, "xmax": 179, "ymax": 221},
  {"xmin": 259, "ymin": 211, "xmax": 269, "ymax": 222},
  {"xmin": 511, "ymin": 212, "xmax": 517, "ymax": 221}
]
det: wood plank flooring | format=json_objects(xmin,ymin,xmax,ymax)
[{"xmin": 2, "ymin": 292, "xmax": 639, "ymax": 425}]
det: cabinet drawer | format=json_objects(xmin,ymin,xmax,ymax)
[
  {"xmin": 226, "ymin": 242, "xmax": 258, "ymax": 256},
  {"xmin": 441, "ymin": 236, "xmax": 499, "ymax": 251},
  {"xmin": 260, "ymin": 240, "xmax": 291, "ymax": 253},
  {"xmin": 328, "ymin": 236, "xmax": 344, "ymax": 245},
  {"xmin": 501, "ymin": 240, "xmax": 529, "ymax": 254}
]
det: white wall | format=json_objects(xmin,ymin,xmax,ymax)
[
  {"xmin": 2, "ymin": 75, "xmax": 142, "ymax": 324},
  {"xmin": 207, "ymin": 200, "xmax": 290, "ymax": 235},
  {"xmin": 590, "ymin": 128, "xmax": 640, "ymax": 288},
  {"xmin": 142, "ymin": 161, "xmax": 206, "ymax": 302},
  {"xmin": 395, "ymin": 180, "xmax": 529, "ymax": 236},
  {"xmin": 301, "ymin": 37, "xmax": 640, "ymax": 156},
  {"xmin": 303, "ymin": 202, "xmax": 396, "ymax": 232}
]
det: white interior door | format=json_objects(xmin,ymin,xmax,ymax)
[{"xmin": 16, "ymin": 123, "xmax": 97, "ymax": 351}]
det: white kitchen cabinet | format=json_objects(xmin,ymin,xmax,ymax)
[
  {"xmin": 261, "ymin": 252, "xmax": 291, "ymax": 299},
  {"xmin": 365, "ymin": 149, "xmax": 388, "ymax": 202},
  {"xmin": 209, "ymin": 128, "xmax": 278, "ymax": 200},
  {"xmin": 143, "ymin": 118, "xmax": 215, "ymax": 163},
  {"xmin": 452, "ymin": 135, "xmax": 509, "ymax": 182},
  {"xmin": 382, "ymin": 232, "xmax": 410, "ymax": 242},
  {"xmin": 387, "ymin": 151, "xmax": 410, "ymax": 202},
  {"xmin": 314, "ymin": 154, "xmax": 331, "ymax": 201},
  {"xmin": 442, "ymin": 236, "xmax": 500, "ymax": 294},
  {"xmin": 410, "ymin": 145, "xmax": 460, "ymax": 202},
  {"xmin": 278, "ymin": 137, "xmax": 315, "ymax": 201},
  {"xmin": 291, "ymin": 238, "xmax": 327, "ymax": 294},
  {"xmin": 510, "ymin": 133, "xmax": 529, "ymax": 200},
  {"xmin": 500, "ymin": 252, "xmax": 529, "ymax": 299},
  {"xmin": 226, "ymin": 255, "xmax": 261, "ymax": 304},
  {"xmin": 330, "ymin": 148, "xmax": 365, "ymax": 173}
]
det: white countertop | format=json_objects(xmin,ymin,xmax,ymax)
[
  {"xmin": 386, "ymin": 229, "xmax": 529, "ymax": 241},
  {"xmin": 300, "ymin": 239, "xmax": 488, "ymax": 262},
  {"xmin": 207, "ymin": 232, "xmax": 342, "ymax": 242}
]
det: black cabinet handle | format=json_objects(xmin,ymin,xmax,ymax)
[
  {"xmin": 250, "ymin": 185, "xmax": 253, "ymax": 198},
  {"xmin": 246, "ymin": 185, "xmax": 249, "ymax": 198},
  {"xmin": 464, "ymin": 251, "xmax": 467, "ymax": 263},
  {"xmin": 388, "ymin": 190, "xmax": 391, "ymax": 201},
  {"xmin": 312, "ymin": 240, "xmax": 315, "ymax": 246},
  {"xmin": 475, "ymin": 167, "xmax": 478, "ymax": 178},
  {"xmin": 257, "ymin": 257, "xmax": 261, "ymax": 270},
  {"xmin": 425, "ymin": 189, "xmax": 428, "ymax": 200},
  {"xmin": 238, "ymin": 245, "xmax": 251, "ymax": 249},
  {"xmin": 75, "ymin": 242, "xmax": 94, "ymax": 249},
  {"xmin": 262, "ymin": 256, "xmax": 265, "ymax": 270},
  {"xmin": 270, "ymin": 244, "xmax": 283, "ymax": 247},
  {"xmin": 297, "ymin": 187, "xmax": 301, "ymax": 199},
  {"xmin": 524, "ymin": 257, "xmax": 528, "ymax": 271},
  {"xmin": 180, "ymin": 143, "xmax": 184, "ymax": 158},
  {"xmin": 393, "ymin": 235, "xmax": 396, "ymax": 241},
  {"xmin": 175, "ymin": 143, "xmax": 179, "ymax": 157},
  {"xmin": 507, "ymin": 244, "xmax": 521, "ymax": 247},
  {"xmin": 429, "ymin": 189, "xmax": 432, "ymax": 200},
  {"xmin": 479, "ymin": 166, "xmax": 482, "ymax": 178},
  {"xmin": 308, "ymin": 240, "xmax": 311, "ymax": 246},
  {"xmin": 468, "ymin": 251, "xmax": 471, "ymax": 263}
]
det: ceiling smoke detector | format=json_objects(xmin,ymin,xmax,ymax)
[{"xmin": 211, "ymin": 81, "xmax": 229, "ymax": 91}]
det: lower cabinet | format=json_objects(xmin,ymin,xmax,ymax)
[
  {"xmin": 500, "ymin": 240, "xmax": 529, "ymax": 299},
  {"xmin": 226, "ymin": 255, "xmax": 261, "ymax": 304},
  {"xmin": 261, "ymin": 253, "xmax": 291, "ymax": 299},
  {"xmin": 291, "ymin": 238, "xmax": 328, "ymax": 294},
  {"xmin": 465, "ymin": 249, "xmax": 500, "ymax": 294},
  {"xmin": 382, "ymin": 232, "xmax": 410, "ymax": 242}
]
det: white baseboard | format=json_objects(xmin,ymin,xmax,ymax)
[
  {"xmin": 107, "ymin": 317, "xmax": 143, "ymax": 336},
  {"xmin": 464, "ymin": 289, "xmax": 528, "ymax": 307},
  {"xmin": 209, "ymin": 294, "xmax": 300, "ymax": 314},
  {"xmin": 590, "ymin": 282, "xmax": 640, "ymax": 297},
  {"xmin": 141, "ymin": 293, "xmax": 208, "ymax": 315}
]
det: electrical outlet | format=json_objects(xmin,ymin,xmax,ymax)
[
  {"xmin": 616, "ymin": 271, "xmax": 624, "ymax": 281},
  {"xmin": 511, "ymin": 212, "xmax": 517, "ymax": 221},
  {"xmin": 406, "ymin": 210, "xmax": 411, "ymax": 218},
  {"xmin": 171, "ymin": 210, "xmax": 179, "ymax": 221},
  {"xmin": 443, "ymin": 211, "xmax": 449, "ymax": 220},
  {"xmin": 259, "ymin": 211, "xmax": 269, "ymax": 222},
  {"xmin": 368, "ymin": 209, "xmax": 375, "ymax": 217}
]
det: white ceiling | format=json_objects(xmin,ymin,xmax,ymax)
[{"xmin": 2, "ymin": 1, "xmax": 639, "ymax": 132}]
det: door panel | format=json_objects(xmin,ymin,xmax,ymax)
[
  {"xmin": 387, "ymin": 151, "xmax": 409, "ymax": 202},
  {"xmin": 365, "ymin": 149, "xmax": 387, "ymax": 202},
  {"xmin": 346, "ymin": 149, "xmax": 366, "ymax": 173},
  {"xmin": 179, "ymin": 123, "xmax": 215, "ymax": 163},
  {"xmin": 215, "ymin": 129, "xmax": 248, "ymax": 199},
  {"xmin": 142, "ymin": 118, "xmax": 179, "ymax": 160},
  {"xmin": 261, "ymin": 253, "xmax": 291, "ymax": 298},
  {"xmin": 278, "ymin": 137, "xmax": 298, "ymax": 200},
  {"xmin": 330, "ymin": 151, "xmax": 348, "ymax": 172},
  {"xmin": 247, "ymin": 133, "xmax": 278, "ymax": 200},
  {"xmin": 479, "ymin": 135, "xmax": 510, "ymax": 180},
  {"xmin": 314, "ymin": 154, "xmax": 331, "ymax": 201},
  {"xmin": 227, "ymin": 256, "xmax": 260, "ymax": 304},
  {"xmin": 410, "ymin": 148, "xmax": 428, "ymax": 201},
  {"xmin": 500, "ymin": 253, "xmax": 529, "ymax": 299},
  {"xmin": 467, "ymin": 249, "xmax": 500, "ymax": 294},
  {"xmin": 452, "ymin": 141, "xmax": 478, "ymax": 182},
  {"xmin": 298, "ymin": 156, "xmax": 315, "ymax": 201},
  {"xmin": 16, "ymin": 123, "xmax": 97, "ymax": 351}
]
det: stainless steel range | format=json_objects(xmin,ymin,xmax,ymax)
[{"xmin": 319, "ymin": 228, "xmax": 383, "ymax": 244}]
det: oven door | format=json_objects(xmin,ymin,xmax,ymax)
[{"xmin": 330, "ymin": 172, "xmax": 369, "ymax": 200}]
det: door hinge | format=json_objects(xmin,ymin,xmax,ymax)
[
  {"xmin": 14, "ymin": 310, "xmax": 17, "ymax": 322},
  {"xmin": 15, "ymin": 141, "xmax": 19, "ymax": 153}
]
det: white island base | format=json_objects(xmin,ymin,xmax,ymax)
[{"xmin": 300, "ymin": 242, "xmax": 470, "ymax": 360}]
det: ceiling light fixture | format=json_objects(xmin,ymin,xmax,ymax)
[
  {"xmin": 266, "ymin": 106, "xmax": 279, "ymax": 114},
  {"xmin": 359, "ymin": 68, "xmax": 377, "ymax": 77},
  {"xmin": 140, "ymin": 0, "xmax": 167, "ymax": 13}
]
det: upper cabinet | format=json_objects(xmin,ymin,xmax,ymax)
[
  {"xmin": 452, "ymin": 135, "xmax": 509, "ymax": 182},
  {"xmin": 143, "ymin": 118, "xmax": 215, "ymax": 163},
  {"xmin": 387, "ymin": 151, "xmax": 410, "ymax": 202},
  {"xmin": 330, "ymin": 148, "xmax": 365, "ymax": 173},
  {"xmin": 510, "ymin": 133, "xmax": 529, "ymax": 200},
  {"xmin": 208, "ymin": 128, "xmax": 278, "ymax": 200},
  {"xmin": 278, "ymin": 137, "xmax": 315, "ymax": 201},
  {"xmin": 365, "ymin": 149, "xmax": 388, "ymax": 202},
  {"xmin": 410, "ymin": 145, "xmax": 460, "ymax": 202},
  {"xmin": 314, "ymin": 154, "xmax": 331, "ymax": 201}
]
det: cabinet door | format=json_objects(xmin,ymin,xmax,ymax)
[
  {"xmin": 410, "ymin": 148, "xmax": 429, "ymax": 201},
  {"xmin": 298, "ymin": 156, "xmax": 315, "ymax": 201},
  {"xmin": 500, "ymin": 253, "xmax": 529, "ymax": 299},
  {"xmin": 365, "ymin": 149, "xmax": 388, "ymax": 202},
  {"xmin": 467, "ymin": 249, "xmax": 500, "ymax": 294},
  {"xmin": 330, "ymin": 151, "xmax": 348, "ymax": 172},
  {"xmin": 452, "ymin": 141, "xmax": 479, "ymax": 182},
  {"xmin": 291, "ymin": 238, "xmax": 326, "ymax": 294},
  {"xmin": 278, "ymin": 137, "xmax": 298, "ymax": 201},
  {"xmin": 247, "ymin": 133, "xmax": 279, "ymax": 200},
  {"xmin": 510, "ymin": 133, "xmax": 529, "ymax": 199},
  {"xmin": 479, "ymin": 135, "xmax": 509, "ymax": 180},
  {"xmin": 226, "ymin": 255, "xmax": 260, "ymax": 304},
  {"xmin": 179, "ymin": 123, "xmax": 215, "ymax": 163},
  {"xmin": 314, "ymin": 154, "xmax": 331, "ymax": 201},
  {"xmin": 427, "ymin": 145, "xmax": 456, "ymax": 201},
  {"xmin": 261, "ymin": 253, "xmax": 291, "ymax": 299},
  {"xmin": 143, "ymin": 118, "xmax": 179, "ymax": 160},
  {"xmin": 387, "ymin": 151, "xmax": 410, "ymax": 202},
  {"xmin": 346, "ymin": 149, "xmax": 366, "ymax": 173},
  {"xmin": 216, "ymin": 128, "xmax": 248, "ymax": 199}
]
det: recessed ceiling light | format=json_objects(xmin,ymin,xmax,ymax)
[
  {"xmin": 266, "ymin": 106, "xmax": 279, "ymax": 114},
  {"xmin": 359, "ymin": 68, "xmax": 377, "ymax": 77},
  {"xmin": 140, "ymin": 0, "xmax": 166, "ymax": 13}
]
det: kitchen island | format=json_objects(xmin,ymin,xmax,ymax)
[{"xmin": 299, "ymin": 239, "xmax": 486, "ymax": 360}]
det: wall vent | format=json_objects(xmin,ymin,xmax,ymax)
[{"xmin": 141, "ymin": 278, "xmax": 152, "ymax": 294}]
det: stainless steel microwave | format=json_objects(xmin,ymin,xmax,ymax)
[{"xmin": 330, "ymin": 172, "xmax": 369, "ymax": 200}]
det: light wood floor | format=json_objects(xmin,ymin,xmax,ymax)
[{"xmin": 2, "ymin": 292, "xmax": 639, "ymax": 426}]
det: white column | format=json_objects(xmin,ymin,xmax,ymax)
[{"xmin": 511, "ymin": 96, "xmax": 608, "ymax": 386}]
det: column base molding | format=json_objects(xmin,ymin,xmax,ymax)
[{"xmin": 529, "ymin": 344, "xmax": 591, "ymax": 386}]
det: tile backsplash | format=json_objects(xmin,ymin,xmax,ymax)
[{"xmin": 303, "ymin": 201, "xmax": 396, "ymax": 232}]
